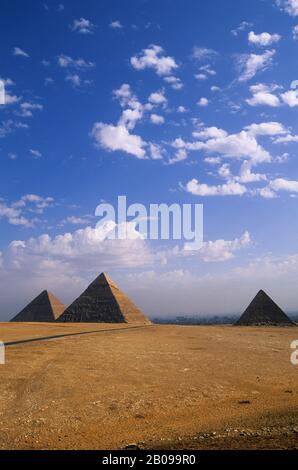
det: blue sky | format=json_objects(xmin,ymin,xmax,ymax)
[{"xmin": 1, "ymin": 0, "xmax": 298, "ymax": 319}]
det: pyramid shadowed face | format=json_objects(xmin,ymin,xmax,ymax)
[
  {"xmin": 235, "ymin": 290, "xmax": 294, "ymax": 326},
  {"xmin": 57, "ymin": 273, "xmax": 151, "ymax": 324}
]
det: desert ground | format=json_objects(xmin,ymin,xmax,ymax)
[{"xmin": 0, "ymin": 322, "xmax": 297, "ymax": 450}]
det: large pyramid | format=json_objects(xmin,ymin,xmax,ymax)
[
  {"xmin": 11, "ymin": 290, "xmax": 65, "ymax": 322},
  {"xmin": 235, "ymin": 290, "xmax": 294, "ymax": 326},
  {"xmin": 57, "ymin": 273, "xmax": 151, "ymax": 324}
]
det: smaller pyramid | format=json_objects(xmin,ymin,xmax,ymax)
[
  {"xmin": 57, "ymin": 273, "xmax": 151, "ymax": 324},
  {"xmin": 10, "ymin": 290, "xmax": 65, "ymax": 322},
  {"xmin": 235, "ymin": 290, "xmax": 294, "ymax": 326}
]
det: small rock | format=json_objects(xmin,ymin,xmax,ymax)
[{"xmin": 125, "ymin": 444, "xmax": 141, "ymax": 450}]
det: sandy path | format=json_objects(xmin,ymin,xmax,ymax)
[{"xmin": 0, "ymin": 325, "xmax": 297, "ymax": 449}]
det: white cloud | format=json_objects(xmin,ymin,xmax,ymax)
[
  {"xmin": 0, "ymin": 194, "xmax": 54, "ymax": 226},
  {"xmin": 91, "ymin": 123, "xmax": 146, "ymax": 159},
  {"xmin": 65, "ymin": 74, "xmax": 92, "ymax": 88},
  {"xmin": 62, "ymin": 215, "xmax": 94, "ymax": 226},
  {"xmin": 273, "ymin": 133, "xmax": 298, "ymax": 143},
  {"xmin": 29, "ymin": 149, "xmax": 42, "ymax": 159},
  {"xmin": 211, "ymin": 86, "xmax": 220, "ymax": 92},
  {"xmin": 176, "ymin": 125, "xmax": 272, "ymax": 165},
  {"xmin": 148, "ymin": 90, "xmax": 167, "ymax": 106},
  {"xmin": 177, "ymin": 106, "xmax": 187, "ymax": 113},
  {"xmin": 57, "ymin": 54, "xmax": 95, "ymax": 69},
  {"xmin": 71, "ymin": 18, "xmax": 95, "ymax": 34},
  {"xmin": 149, "ymin": 143, "xmax": 164, "ymax": 160},
  {"xmin": 192, "ymin": 47, "xmax": 217, "ymax": 61},
  {"xmin": 231, "ymin": 21, "xmax": 253, "ymax": 36},
  {"xmin": 270, "ymin": 178, "xmax": 298, "ymax": 193},
  {"xmin": 110, "ymin": 20, "xmax": 123, "ymax": 29},
  {"xmin": 237, "ymin": 50, "xmax": 275, "ymax": 81},
  {"xmin": 293, "ymin": 24, "xmax": 298, "ymax": 39},
  {"xmin": 19, "ymin": 101, "xmax": 43, "ymax": 117},
  {"xmin": 168, "ymin": 149, "xmax": 188, "ymax": 165},
  {"xmin": 0, "ymin": 120, "xmax": 29, "ymax": 138},
  {"xmin": 131, "ymin": 44, "xmax": 178, "ymax": 76},
  {"xmin": 248, "ymin": 31, "xmax": 281, "ymax": 46},
  {"xmin": 198, "ymin": 231, "xmax": 251, "ymax": 261},
  {"xmin": 13, "ymin": 47, "xmax": 29, "ymax": 58},
  {"xmin": 276, "ymin": 0, "xmax": 298, "ymax": 16},
  {"xmin": 198, "ymin": 97, "xmax": 209, "ymax": 107},
  {"xmin": 236, "ymin": 160, "xmax": 267, "ymax": 183},
  {"xmin": 185, "ymin": 179, "xmax": 247, "ymax": 196},
  {"xmin": 65, "ymin": 74, "xmax": 81, "ymax": 87},
  {"xmin": 193, "ymin": 126, "xmax": 227, "ymax": 140},
  {"xmin": 280, "ymin": 89, "xmax": 298, "ymax": 107},
  {"xmin": 195, "ymin": 73, "xmax": 207, "ymax": 81},
  {"xmin": 5, "ymin": 222, "xmax": 151, "ymax": 272},
  {"xmin": 163, "ymin": 75, "xmax": 183, "ymax": 90},
  {"xmin": 150, "ymin": 114, "xmax": 165, "ymax": 125},
  {"xmin": 0, "ymin": 203, "xmax": 30, "ymax": 226},
  {"xmin": 246, "ymin": 83, "xmax": 281, "ymax": 107},
  {"xmin": 244, "ymin": 121, "xmax": 287, "ymax": 136}
]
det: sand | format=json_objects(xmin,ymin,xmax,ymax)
[{"xmin": 0, "ymin": 323, "xmax": 297, "ymax": 450}]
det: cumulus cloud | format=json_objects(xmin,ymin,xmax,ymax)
[
  {"xmin": 293, "ymin": 24, "xmax": 298, "ymax": 39},
  {"xmin": 276, "ymin": 0, "xmax": 298, "ymax": 16},
  {"xmin": 163, "ymin": 75, "xmax": 183, "ymax": 90},
  {"xmin": 246, "ymin": 83, "xmax": 281, "ymax": 107},
  {"xmin": 71, "ymin": 18, "xmax": 95, "ymax": 34},
  {"xmin": 110, "ymin": 20, "xmax": 123, "ymax": 29},
  {"xmin": 248, "ymin": 31, "xmax": 281, "ymax": 46},
  {"xmin": 280, "ymin": 89, "xmax": 298, "ymax": 107},
  {"xmin": 173, "ymin": 124, "xmax": 272, "ymax": 165},
  {"xmin": 244, "ymin": 121, "xmax": 287, "ymax": 136},
  {"xmin": 148, "ymin": 90, "xmax": 167, "ymax": 106},
  {"xmin": 269, "ymin": 178, "xmax": 298, "ymax": 193},
  {"xmin": 150, "ymin": 114, "xmax": 165, "ymax": 125},
  {"xmin": 237, "ymin": 50, "xmax": 275, "ymax": 81},
  {"xmin": 91, "ymin": 123, "xmax": 146, "ymax": 159},
  {"xmin": 198, "ymin": 97, "xmax": 209, "ymax": 107},
  {"xmin": 0, "ymin": 194, "xmax": 54, "ymax": 226},
  {"xmin": 198, "ymin": 231, "xmax": 251, "ymax": 261},
  {"xmin": 131, "ymin": 44, "xmax": 178, "ymax": 76}
]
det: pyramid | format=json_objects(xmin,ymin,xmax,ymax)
[
  {"xmin": 11, "ymin": 290, "xmax": 65, "ymax": 322},
  {"xmin": 235, "ymin": 290, "xmax": 294, "ymax": 326},
  {"xmin": 57, "ymin": 273, "xmax": 151, "ymax": 324}
]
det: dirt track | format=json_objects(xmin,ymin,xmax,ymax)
[{"xmin": 0, "ymin": 323, "xmax": 297, "ymax": 450}]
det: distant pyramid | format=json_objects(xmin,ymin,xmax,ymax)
[
  {"xmin": 11, "ymin": 290, "xmax": 65, "ymax": 322},
  {"xmin": 57, "ymin": 273, "xmax": 151, "ymax": 324},
  {"xmin": 235, "ymin": 290, "xmax": 294, "ymax": 326}
]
